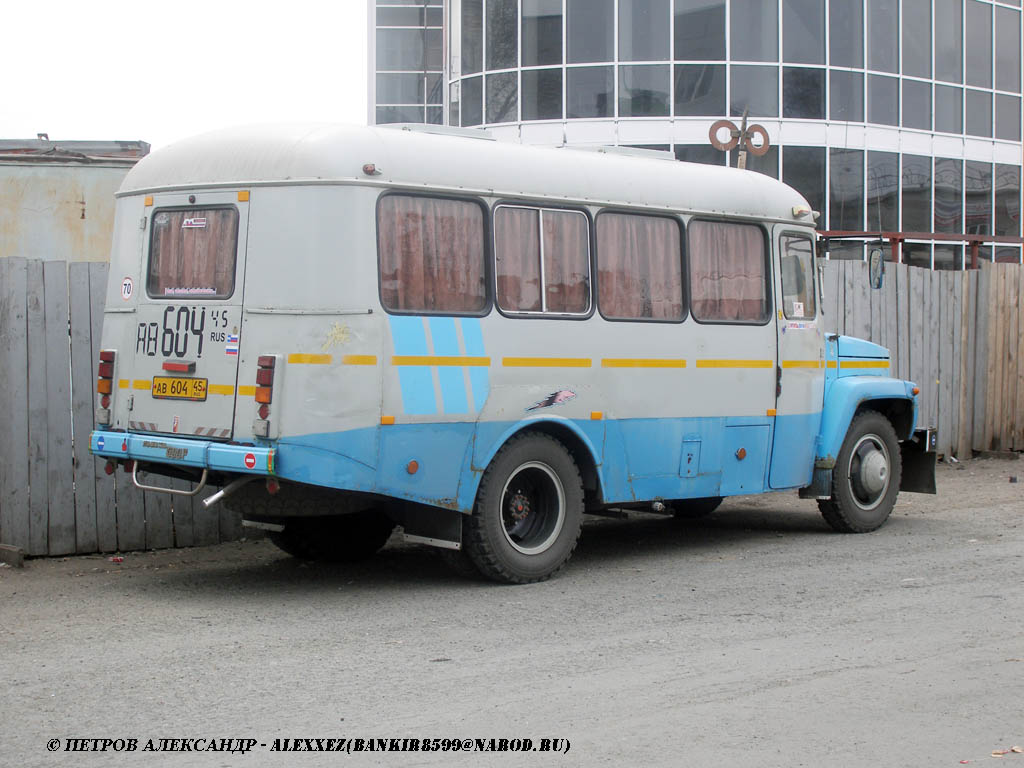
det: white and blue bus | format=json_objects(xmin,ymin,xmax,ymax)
[{"xmin": 90, "ymin": 123, "xmax": 935, "ymax": 582}]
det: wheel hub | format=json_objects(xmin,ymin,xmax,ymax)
[
  {"xmin": 508, "ymin": 492, "xmax": 531, "ymax": 523},
  {"xmin": 858, "ymin": 449, "xmax": 888, "ymax": 495}
]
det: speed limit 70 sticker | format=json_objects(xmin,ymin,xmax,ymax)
[{"xmin": 121, "ymin": 277, "xmax": 134, "ymax": 301}]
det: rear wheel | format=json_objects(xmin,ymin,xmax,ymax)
[
  {"xmin": 269, "ymin": 512, "xmax": 396, "ymax": 562},
  {"xmin": 818, "ymin": 410, "xmax": 901, "ymax": 533},
  {"xmin": 464, "ymin": 432, "xmax": 584, "ymax": 584}
]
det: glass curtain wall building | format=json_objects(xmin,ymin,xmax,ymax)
[{"xmin": 371, "ymin": 0, "xmax": 1024, "ymax": 267}]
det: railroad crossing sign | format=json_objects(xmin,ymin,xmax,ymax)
[{"xmin": 708, "ymin": 110, "xmax": 770, "ymax": 169}]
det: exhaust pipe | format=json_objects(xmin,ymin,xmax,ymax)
[{"xmin": 202, "ymin": 474, "xmax": 257, "ymax": 509}]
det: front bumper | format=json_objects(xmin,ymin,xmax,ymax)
[{"xmin": 90, "ymin": 431, "xmax": 275, "ymax": 475}]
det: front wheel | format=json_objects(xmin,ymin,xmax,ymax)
[
  {"xmin": 464, "ymin": 432, "xmax": 584, "ymax": 584},
  {"xmin": 818, "ymin": 410, "xmax": 902, "ymax": 533}
]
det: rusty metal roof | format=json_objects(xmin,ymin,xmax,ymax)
[{"xmin": 0, "ymin": 139, "xmax": 150, "ymax": 164}]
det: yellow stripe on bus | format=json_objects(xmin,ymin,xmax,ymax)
[
  {"xmin": 341, "ymin": 355, "xmax": 378, "ymax": 365},
  {"xmin": 238, "ymin": 385, "xmax": 257, "ymax": 397},
  {"xmin": 208, "ymin": 384, "xmax": 234, "ymax": 396},
  {"xmin": 392, "ymin": 355, "xmax": 490, "ymax": 367},
  {"xmin": 695, "ymin": 359, "xmax": 774, "ymax": 369},
  {"xmin": 840, "ymin": 360, "xmax": 890, "ymax": 369},
  {"xmin": 826, "ymin": 360, "xmax": 837, "ymax": 369},
  {"xmin": 781, "ymin": 360, "xmax": 823, "ymax": 369},
  {"xmin": 601, "ymin": 358, "xmax": 686, "ymax": 368},
  {"xmin": 503, "ymin": 357, "xmax": 592, "ymax": 368},
  {"xmin": 118, "ymin": 379, "xmax": 130, "ymax": 389},
  {"xmin": 132, "ymin": 380, "xmax": 151, "ymax": 390},
  {"xmin": 288, "ymin": 353, "xmax": 332, "ymax": 365}
]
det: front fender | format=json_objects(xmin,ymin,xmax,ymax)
[{"xmin": 817, "ymin": 377, "xmax": 918, "ymax": 465}]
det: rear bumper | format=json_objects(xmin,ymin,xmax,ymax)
[{"xmin": 90, "ymin": 430, "xmax": 275, "ymax": 475}]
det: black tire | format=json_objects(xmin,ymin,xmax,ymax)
[
  {"xmin": 818, "ymin": 410, "xmax": 902, "ymax": 533},
  {"xmin": 464, "ymin": 432, "xmax": 584, "ymax": 584},
  {"xmin": 672, "ymin": 496, "xmax": 723, "ymax": 519},
  {"xmin": 438, "ymin": 548, "xmax": 484, "ymax": 579},
  {"xmin": 269, "ymin": 512, "xmax": 396, "ymax": 562}
]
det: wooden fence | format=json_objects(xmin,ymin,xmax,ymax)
[
  {"xmin": 0, "ymin": 257, "xmax": 1021, "ymax": 556},
  {"xmin": 821, "ymin": 260, "xmax": 1024, "ymax": 456},
  {"xmin": 0, "ymin": 258, "xmax": 241, "ymax": 557}
]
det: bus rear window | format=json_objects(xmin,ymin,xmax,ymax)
[{"xmin": 148, "ymin": 208, "xmax": 238, "ymax": 298}]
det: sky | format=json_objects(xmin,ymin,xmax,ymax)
[{"xmin": 1, "ymin": 0, "xmax": 369, "ymax": 150}]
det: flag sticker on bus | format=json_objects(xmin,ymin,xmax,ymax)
[
  {"xmin": 225, "ymin": 333, "xmax": 239, "ymax": 356},
  {"xmin": 182, "ymin": 217, "xmax": 207, "ymax": 228}
]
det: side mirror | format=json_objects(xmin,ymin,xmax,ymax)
[{"xmin": 868, "ymin": 247, "xmax": 885, "ymax": 290}]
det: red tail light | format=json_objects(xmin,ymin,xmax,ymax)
[
  {"xmin": 96, "ymin": 350, "xmax": 116, "ymax": 426},
  {"xmin": 253, "ymin": 355, "xmax": 277, "ymax": 436}
]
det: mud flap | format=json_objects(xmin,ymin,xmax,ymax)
[
  {"xmin": 900, "ymin": 430, "xmax": 937, "ymax": 494},
  {"xmin": 390, "ymin": 503, "xmax": 464, "ymax": 551}
]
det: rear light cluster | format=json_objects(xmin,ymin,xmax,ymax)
[
  {"xmin": 252, "ymin": 355, "xmax": 276, "ymax": 437},
  {"xmin": 96, "ymin": 350, "xmax": 115, "ymax": 425}
]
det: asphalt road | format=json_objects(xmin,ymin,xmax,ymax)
[{"xmin": 2, "ymin": 458, "xmax": 1022, "ymax": 767}]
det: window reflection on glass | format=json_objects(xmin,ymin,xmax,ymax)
[
  {"xmin": 377, "ymin": 73, "xmax": 424, "ymax": 105},
  {"xmin": 522, "ymin": 0, "xmax": 562, "ymax": 67},
  {"xmin": 934, "ymin": 245, "xmax": 962, "ymax": 270},
  {"xmin": 965, "ymin": 0, "xmax": 992, "ymax": 88},
  {"xmin": 935, "ymin": 0, "xmax": 963, "ymax": 84},
  {"xmin": 461, "ymin": 0, "xmax": 483, "ymax": 74},
  {"xmin": 783, "ymin": 0, "xmax": 823, "ymax": 64},
  {"xmin": 934, "ymin": 84, "xmax": 963, "ymax": 133},
  {"xmin": 486, "ymin": 0, "xmax": 518, "ymax": 70},
  {"xmin": 619, "ymin": 65, "xmax": 670, "ymax": 117},
  {"xmin": 902, "ymin": 242, "xmax": 931, "ymax": 268},
  {"xmin": 867, "ymin": 151, "xmax": 899, "ymax": 232},
  {"xmin": 867, "ymin": 75, "xmax": 898, "ymax": 126},
  {"xmin": 829, "ymin": 0, "xmax": 863, "ymax": 67},
  {"xmin": 486, "ymin": 72, "xmax": 518, "ymax": 123},
  {"xmin": 731, "ymin": 0, "xmax": 778, "ymax": 62},
  {"xmin": 830, "ymin": 71, "xmax": 864, "ymax": 122},
  {"xmin": 829, "ymin": 243, "xmax": 866, "ymax": 261},
  {"xmin": 730, "ymin": 146, "xmax": 778, "ymax": 178},
  {"xmin": 461, "ymin": 76, "xmax": 483, "ymax": 126},
  {"xmin": 780, "ymin": 235, "xmax": 816, "ymax": 319},
  {"xmin": 994, "ymin": 247, "xmax": 1022, "ymax": 265},
  {"xmin": 674, "ymin": 64, "xmax": 725, "ymax": 116},
  {"xmin": 522, "ymin": 69, "xmax": 563, "ymax": 120},
  {"xmin": 377, "ymin": 28, "xmax": 426, "ymax": 71},
  {"xmin": 902, "ymin": 154, "xmax": 932, "ymax": 232},
  {"xmin": 567, "ymin": 0, "xmax": 613, "ymax": 63},
  {"xmin": 994, "ymin": 164, "xmax": 1021, "ymax": 239},
  {"xmin": 782, "ymin": 146, "xmax": 826, "ymax": 225},
  {"xmin": 965, "ymin": 89, "xmax": 992, "ymax": 137},
  {"xmin": 934, "ymin": 158, "xmax": 963, "ymax": 234},
  {"xmin": 867, "ymin": 0, "xmax": 898, "ymax": 73},
  {"xmin": 995, "ymin": 7, "xmax": 1022, "ymax": 93},
  {"xmin": 830, "ymin": 149, "xmax": 865, "ymax": 231},
  {"xmin": 783, "ymin": 67, "xmax": 824, "ymax": 119},
  {"xmin": 730, "ymin": 65, "xmax": 778, "ymax": 117},
  {"xmin": 965, "ymin": 161, "xmax": 993, "ymax": 236},
  {"xmin": 675, "ymin": 145, "xmax": 727, "ymax": 165},
  {"xmin": 674, "ymin": 0, "xmax": 725, "ymax": 61},
  {"xmin": 619, "ymin": 0, "xmax": 671, "ymax": 61},
  {"xmin": 902, "ymin": 0, "xmax": 931, "ymax": 78},
  {"xmin": 567, "ymin": 66, "xmax": 614, "ymax": 118},
  {"xmin": 902, "ymin": 80, "xmax": 932, "ymax": 131},
  {"xmin": 426, "ymin": 107, "xmax": 443, "ymax": 125},
  {"xmin": 377, "ymin": 106, "xmax": 425, "ymax": 124},
  {"xmin": 995, "ymin": 95, "xmax": 1022, "ymax": 142}
]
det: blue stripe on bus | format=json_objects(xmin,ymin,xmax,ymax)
[
  {"xmin": 389, "ymin": 316, "xmax": 437, "ymax": 415},
  {"xmin": 429, "ymin": 317, "xmax": 469, "ymax": 415},
  {"xmin": 459, "ymin": 318, "xmax": 489, "ymax": 412}
]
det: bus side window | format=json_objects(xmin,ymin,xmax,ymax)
[
  {"xmin": 494, "ymin": 205, "xmax": 591, "ymax": 316},
  {"xmin": 779, "ymin": 235, "xmax": 816, "ymax": 320},
  {"xmin": 595, "ymin": 212, "xmax": 685, "ymax": 322},
  {"xmin": 377, "ymin": 194, "xmax": 488, "ymax": 314},
  {"xmin": 688, "ymin": 220, "xmax": 770, "ymax": 324}
]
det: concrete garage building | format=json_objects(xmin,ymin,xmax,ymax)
[{"xmin": 369, "ymin": 0, "xmax": 1023, "ymax": 267}]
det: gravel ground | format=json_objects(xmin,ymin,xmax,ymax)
[{"xmin": 2, "ymin": 457, "xmax": 1022, "ymax": 768}]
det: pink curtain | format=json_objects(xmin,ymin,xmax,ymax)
[
  {"xmin": 597, "ymin": 213, "xmax": 683, "ymax": 320},
  {"xmin": 543, "ymin": 210, "xmax": 589, "ymax": 313},
  {"xmin": 495, "ymin": 207, "xmax": 542, "ymax": 311},
  {"xmin": 148, "ymin": 209, "xmax": 237, "ymax": 297},
  {"xmin": 378, "ymin": 196, "xmax": 486, "ymax": 312},
  {"xmin": 688, "ymin": 220, "xmax": 768, "ymax": 322}
]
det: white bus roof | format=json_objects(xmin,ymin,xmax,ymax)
[{"xmin": 119, "ymin": 123, "xmax": 812, "ymax": 223}]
